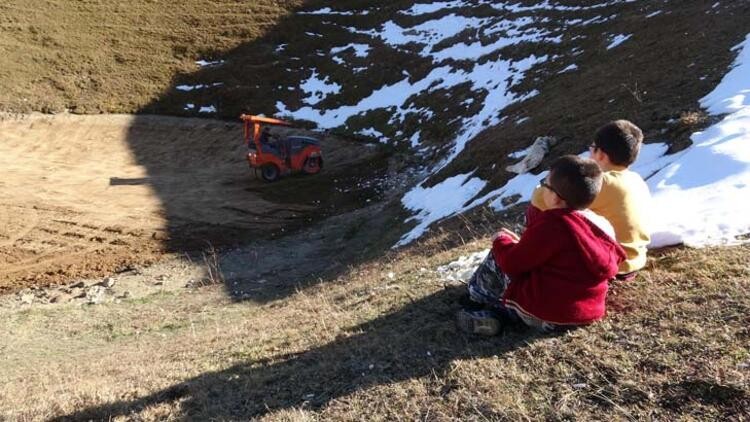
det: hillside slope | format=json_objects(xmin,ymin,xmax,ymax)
[
  {"xmin": 2, "ymin": 1, "xmax": 748, "ymax": 246},
  {"xmin": 1, "ymin": 1, "xmax": 749, "ymax": 420},
  {"xmin": 2, "ymin": 238, "xmax": 748, "ymax": 420}
]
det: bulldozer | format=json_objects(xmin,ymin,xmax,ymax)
[{"xmin": 241, "ymin": 114, "xmax": 323, "ymax": 182}]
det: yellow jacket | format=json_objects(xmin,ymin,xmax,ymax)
[{"xmin": 531, "ymin": 168, "xmax": 651, "ymax": 273}]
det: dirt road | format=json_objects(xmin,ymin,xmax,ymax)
[{"xmin": 0, "ymin": 113, "xmax": 385, "ymax": 292}]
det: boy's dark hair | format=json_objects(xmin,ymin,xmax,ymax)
[
  {"xmin": 594, "ymin": 120, "xmax": 643, "ymax": 166},
  {"xmin": 548, "ymin": 155, "xmax": 603, "ymax": 209}
]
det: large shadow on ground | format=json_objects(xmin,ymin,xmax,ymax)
[
  {"xmin": 118, "ymin": 0, "xmax": 418, "ymax": 303},
  {"xmin": 54, "ymin": 286, "xmax": 558, "ymax": 420}
]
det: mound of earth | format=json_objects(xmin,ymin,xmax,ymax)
[{"xmin": 0, "ymin": 113, "xmax": 388, "ymax": 292}]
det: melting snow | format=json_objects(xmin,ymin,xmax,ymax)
[
  {"xmin": 398, "ymin": 33, "xmax": 750, "ymax": 249},
  {"xmin": 176, "ymin": 83, "xmax": 223, "ymax": 92},
  {"xmin": 280, "ymin": 56, "xmax": 544, "ymax": 132},
  {"xmin": 278, "ymin": 2, "xmax": 580, "ymax": 164},
  {"xmin": 396, "ymin": 173, "xmax": 487, "ymax": 246},
  {"xmin": 330, "ymin": 43, "xmax": 371, "ymax": 58},
  {"xmin": 410, "ymin": 131, "xmax": 422, "ymax": 148},
  {"xmin": 648, "ymin": 33, "xmax": 750, "ymax": 247},
  {"xmin": 195, "ymin": 59, "xmax": 224, "ymax": 67},
  {"xmin": 400, "ymin": 1, "xmax": 468, "ymax": 16},
  {"xmin": 559, "ymin": 63, "xmax": 579, "ymax": 73},
  {"xmin": 298, "ymin": 7, "xmax": 367, "ymax": 16},
  {"xmin": 358, "ymin": 127, "xmax": 384, "ymax": 140},
  {"xmin": 607, "ymin": 34, "xmax": 632, "ymax": 50},
  {"xmin": 300, "ymin": 70, "xmax": 341, "ymax": 105}
]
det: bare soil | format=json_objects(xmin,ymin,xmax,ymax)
[{"xmin": 0, "ymin": 113, "xmax": 386, "ymax": 292}]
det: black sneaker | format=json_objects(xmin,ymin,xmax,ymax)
[
  {"xmin": 457, "ymin": 293, "xmax": 486, "ymax": 311},
  {"xmin": 456, "ymin": 309, "xmax": 501, "ymax": 336}
]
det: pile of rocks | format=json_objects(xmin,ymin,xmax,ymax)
[{"xmin": 14, "ymin": 277, "xmax": 129, "ymax": 306}]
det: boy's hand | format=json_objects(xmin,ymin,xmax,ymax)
[
  {"xmin": 492, "ymin": 228, "xmax": 520, "ymax": 242},
  {"xmin": 500, "ymin": 228, "xmax": 520, "ymax": 241}
]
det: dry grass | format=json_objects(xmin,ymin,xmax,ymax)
[
  {"xmin": 1, "ymin": 238, "xmax": 748, "ymax": 420},
  {"xmin": 0, "ymin": 0, "xmax": 303, "ymax": 114}
]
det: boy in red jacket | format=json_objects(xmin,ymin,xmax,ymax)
[{"xmin": 457, "ymin": 155, "xmax": 626, "ymax": 335}]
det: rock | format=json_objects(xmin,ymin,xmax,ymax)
[
  {"xmin": 85, "ymin": 286, "xmax": 108, "ymax": 305},
  {"xmin": 50, "ymin": 293, "xmax": 72, "ymax": 304},
  {"xmin": 20, "ymin": 293, "xmax": 34, "ymax": 305},
  {"xmin": 118, "ymin": 291, "xmax": 131, "ymax": 299},
  {"xmin": 70, "ymin": 281, "xmax": 85, "ymax": 289},
  {"xmin": 99, "ymin": 277, "xmax": 116, "ymax": 288},
  {"xmin": 506, "ymin": 136, "xmax": 557, "ymax": 174}
]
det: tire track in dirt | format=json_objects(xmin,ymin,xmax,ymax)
[{"xmin": 0, "ymin": 113, "xmax": 385, "ymax": 292}]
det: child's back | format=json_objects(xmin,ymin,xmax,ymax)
[
  {"xmin": 496, "ymin": 207, "xmax": 624, "ymax": 324},
  {"xmin": 529, "ymin": 120, "xmax": 650, "ymax": 274},
  {"xmin": 588, "ymin": 169, "xmax": 650, "ymax": 273},
  {"xmin": 459, "ymin": 155, "xmax": 626, "ymax": 335}
]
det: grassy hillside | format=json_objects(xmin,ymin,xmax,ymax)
[
  {"xmin": 0, "ymin": 0, "xmax": 302, "ymax": 114},
  {"xmin": 1, "ymin": 2, "xmax": 749, "ymax": 419},
  {"xmin": 2, "ymin": 237, "xmax": 747, "ymax": 420},
  {"xmin": 3, "ymin": 1, "xmax": 748, "ymax": 190}
]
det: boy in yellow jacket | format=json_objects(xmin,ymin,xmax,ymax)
[{"xmin": 527, "ymin": 120, "xmax": 651, "ymax": 278}]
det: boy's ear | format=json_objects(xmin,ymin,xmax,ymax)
[
  {"xmin": 554, "ymin": 194, "xmax": 567, "ymax": 208},
  {"xmin": 592, "ymin": 147, "xmax": 610, "ymax": 164}
]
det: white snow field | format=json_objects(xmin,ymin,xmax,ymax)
[{"xmin": 647, "ymin": 33, "xmax": 750, "ymax": 247}]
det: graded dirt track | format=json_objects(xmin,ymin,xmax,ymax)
[{"xmin": 0, "ymin": 113, "xmax": 382, "ymax": 292}]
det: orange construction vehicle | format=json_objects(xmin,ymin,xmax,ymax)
[{"xmin": 241, "ymin": 114, "xmax": 323, "ymax": 182}]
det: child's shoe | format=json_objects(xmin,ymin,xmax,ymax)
[
  {"xmin": 457, "ymin": 293, "xmax": 486, "ymax": 311},
  {"xmin": 456, "ymin": 309, "xmax": 501, "ymax": 336}
]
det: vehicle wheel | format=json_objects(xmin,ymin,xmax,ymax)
[
  {"xmin": 303, "ymin": 157, "xmax": 322, "ymax": 174},
  {"xmin": 261, "ymin": 164, "xmax": 280, "ymax": 182}
]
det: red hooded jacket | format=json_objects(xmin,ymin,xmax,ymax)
[{"xmin": 492, "ymin": 208, "xmax": 626, "ymax": 325}]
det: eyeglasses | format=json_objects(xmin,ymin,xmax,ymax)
[{"xmin": 540, "ymin": 177, "xmax": 565, "ymax": 202}]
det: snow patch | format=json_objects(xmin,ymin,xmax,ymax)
[
  {"xmin": 559, "ymin": 63, "xmax": 578, "ymax": 73},
  {"xmin": 300, "ymin": 70, "xmax": 341, "ymax": 106},
  {"xmin": 700, "ymin": 35, "xmax": 750, "ymax": 115},
  {"xmin": 195, "ymin": 59, "xmax": 224, "ymax": 67},
  {"xmin": 606, "ymin": 34, "xmax": 632, "ymax": 50},
  {"xmin": 396, "ymin": 174, "xmax": 487, "ymax": 246},
  {"xmin": 176, "ymin": 83, "xmax": 222, "ymax": 92},
  {"xmin": 648, "ymin": 34, "xmax": 750, "ymax": 247},
  {"xmin": 330, "ymin": 43, "xmax": 371, "ymax": 58},
  {"xmin": 400, "ymin": 1, "xmax": 468, "ymax": 16}
]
